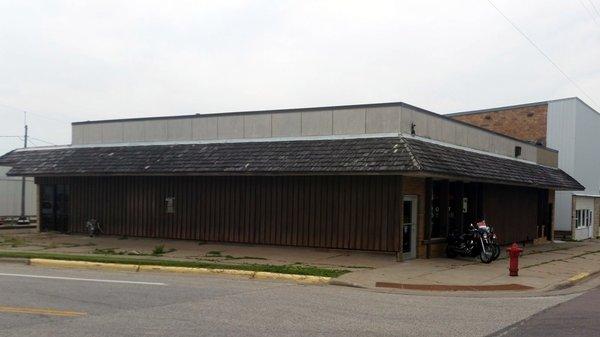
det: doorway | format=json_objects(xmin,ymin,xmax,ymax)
[
  {"xmin": 40, "ymin": 184, "xmax": 69, "ymax": 232},
  {"xmin": 403, "ymin": 195, "xmax": 418, "ymax": 259}
]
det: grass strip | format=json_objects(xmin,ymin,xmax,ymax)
[{"xmin": 0, "ymin": 251, "xmax": 349, "ymax": 278}]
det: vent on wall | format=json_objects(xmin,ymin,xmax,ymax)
[{"xmin": 514, "ymin": 146, "xmax": 522, "ymax": 158}]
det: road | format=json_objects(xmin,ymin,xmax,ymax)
[
  {"xmin": 0, "ymin": 263, "xmax": 587, "ymax": 337},
  {"xmin": 492, "ymin": 285, "xmax": 600, "ymax": 337}
]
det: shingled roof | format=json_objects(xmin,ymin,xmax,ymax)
[{"xmin": 0, "ymin": 136, "xmax": 583, "ymax": 190}]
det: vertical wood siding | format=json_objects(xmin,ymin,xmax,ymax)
[
  {"xmin": 482, "ymin": 184, "xmax": 540, "ymax": 244},
  {"xmin": 40, "ymin": 175, "xmax": 404, "ymax": 252}
]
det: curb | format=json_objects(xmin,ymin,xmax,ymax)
[
  {"xmin": 328, "ymin": 279, "xmax": 367, "ymax": 288},
  {"xmin": 26, "ymin": 258, "xmax": 331, "ymax": 285},
  {"xmin": 554, "ymin": 270, "xmax": 600, "ymax": 290},
  {"xmin": 0, "ymin": 257, "xmax": 31, "ymax": 264}
]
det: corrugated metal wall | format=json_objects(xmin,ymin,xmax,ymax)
[
  {"xmin": 40, "ymin": 175, "xmax": 404, "ymax": 252},
  {"xmin": 0, "ymin": 166, "xmax": 37, "ymax": 217}
]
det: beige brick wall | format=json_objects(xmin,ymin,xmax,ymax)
[{"xmin": 451, "ymin": 104, "xmax": 548, "ymax": 146}]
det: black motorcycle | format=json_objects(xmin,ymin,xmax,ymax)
[
  {"xmin": 446, "ymin": 223, "xmax": 496, "ymax": 263},
  {"xmin": 486, "ymin": 224, "xmax": 501, "ymax": 261}
]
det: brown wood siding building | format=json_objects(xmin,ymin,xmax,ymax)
[
  {"xmin": 39, "ymin": 175, "xmax": 404, "ymax": 252},
  {"xmin": 3, "ymin": 133, "xmax": 580, "ymax": 258},
  {"xmin": 38, "ymin": 174, "xmax": 554, "ymax": 257}
]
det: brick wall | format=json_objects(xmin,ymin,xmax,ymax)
[{"xmin": 451, "ymin": 104, "xmax": 548, "ymax": 146}]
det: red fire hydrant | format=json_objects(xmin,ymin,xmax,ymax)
[{"xmin": 507, "ymin": 243, "xmax": 523, "ymax": 276}]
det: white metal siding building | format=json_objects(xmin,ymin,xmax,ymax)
[
  {"xmin": 547, "ymin": 98, "xmax": 600, "ymax": 240},
  {"xmin": 0, "ymin": 166, "xmax": 37, "ymax": 218}
]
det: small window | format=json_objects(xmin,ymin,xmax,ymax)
[
  {"xmin": 514, "ymin": 146, "xmax": 522, "ymax": 158},
  {"xmin": 165, "ymin": 197, "xmax": 175, "ymax": 214},
  {"xmin": 575, "ymin": 209, "xmax": 592, "ymax": 228},
  {"xmin": 403, "ymin": 200, "xmax": 413, "ymax": 224}
]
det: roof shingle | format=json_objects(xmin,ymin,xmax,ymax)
[{"xmin": 0, "ymin": 136, "xmax": 583, "ymax": 190}]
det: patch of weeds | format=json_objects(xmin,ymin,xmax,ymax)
[
  {"xmin": 224, "ymin": 255, "xmax": 267, "ymax": 260},
  {"xmin": 197, "ymin": 241, "xmax": 206, "ymax": 246},
  {"xmin": 118, "ymin": 236, "xmax": 128, "ymax": 240},
  {"xmin": 41, "ymin": 242, "xmax": 83, "ymax": 250},
  {"xmin": 0, "ymin": 236, "xmax": 28, "ymax": 247},
  {"xmin": 205, "ymin": 250, "xmax": 222, "ymax": 257},
  {"xmin": 93, "ymin": 248, "xmax": 125, "ymax": 255},
  {"xmin": 59, "ymin": 243, "xmax": 84, "ymax": 248},
  {"xmin": 152, "ymin": 244, "xmax": 165, "ymax": 256}
]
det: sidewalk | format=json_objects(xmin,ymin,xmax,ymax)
[
  {"xmin": 337, "ymin": 240, "xmax": 600, "ymax": 291},
  {"xmin": 0, "ymin": 231, "xmax": 392, "ymax": 271},
  {"xmin": 1, "ymin": 231, "xmax": 599, "ymax": 292}
]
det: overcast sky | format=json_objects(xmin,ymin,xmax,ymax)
[{"xmin": 1, "ymin": 0, "xmax": 599, "ymax": 154}]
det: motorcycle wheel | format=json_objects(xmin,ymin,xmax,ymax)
[
  {"xmin": 446, "ymin": 246, "xmax": 457, "ymax": 258},
  {"xmin": 479, "ymin": 247, "xmax": 493, "ymax": 264},
  {"xmin": 491, "ymin": 244, "xmax": 500, "ymax": 261}
]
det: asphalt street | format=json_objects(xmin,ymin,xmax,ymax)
[
  {"xmin": 0, "ymin": 263, "xmax": 584, "ymax": 337},
  {"xmin": 491, "ymin": 285, "xmax": 600, "ymax": 337}
]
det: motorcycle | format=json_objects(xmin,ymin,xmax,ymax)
[
  {"xmin": 446, "ymin": 222, "xmax": 497, "ymax": 264},
  {"xmin": 476, "ymin": 220, "xmax": 500, "ymax": 261}
]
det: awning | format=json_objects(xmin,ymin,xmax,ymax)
[{"xmin": 0, "ymin": 136, "xmax": 583, "ymax": 190}]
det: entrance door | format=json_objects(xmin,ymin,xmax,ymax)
[
  {"xmin": 40, "ymin": 184, "xmax": 69, "ymax": 232},
  {"xmin": 403, "ymin": 196, "xmax": 418, "ymax": 259}
]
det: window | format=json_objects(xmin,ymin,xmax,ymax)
[
  {"xmin": 514, "ymin": 146, "xmax": 522, "ymax": 158},
  {"xmin": 575, "ymin": 209, "xmax": 592, "ymax": 228},
  {"xmin": 403, "ymin": 200, "xmax": 413, "ymax": 224},
  {"xmin": 165, "ymin": 197, "xmax": 175, "ymax": 214}
]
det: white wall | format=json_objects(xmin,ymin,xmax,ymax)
[
  {"xmin": 72, "ymin": 104, "xmax": 550, "ymax": 164},
  {"xmin": 0, "ymin": 166, "xmax": 37, "ymax": 217},
  {"xmin": 547, "ymin": 99, "xmax": 577, "ymax": 231},
  {"xmin": 573, "ymin": 100, "xmax": 600, "ymax": 195},
  {"xmin": 547, "ymin": 98, "xmax": 600, "ymax": 233}
]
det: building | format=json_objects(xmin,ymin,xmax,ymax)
[
  {"xmin": 450, "ymin": 97, "xmax": 600, "ymax": 241},
  {"xmin": 0, "ymin": 102, "xmax": 582, "ymax": 258},
  {"xmin": 0, "ymin": 166, "xmax": 36, "ymax": 221}
]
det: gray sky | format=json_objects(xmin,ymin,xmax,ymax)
[{"xmin": 1, "ymin": 0, "xmax": 599, "ymax": 155}]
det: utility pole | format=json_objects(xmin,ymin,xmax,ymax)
[{"xmin": 18, "ymin": 111, "xmax": 29, "ymax": 225}]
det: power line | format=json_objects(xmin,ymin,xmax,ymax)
[
  {"xmin": 579, "ymin": 0, "xmax": 598, "ymax": 22},
  {"xmin": 28, "ymin": 137, "xmax": 55, "ymax": 145},
  {"xmin": 0, "ymin": 102, "xmax": 70, "ymax": 124},
  {"xmin": 589, "ymin": 0, "xmax": 600, "ymax": 19},
  {"xmin": 487, "ymin": 0, "xmax": 599, "ymax": 108},
  {"xmin": 0, "ymin": 134, "xmax": 56, "ymax": 145}
]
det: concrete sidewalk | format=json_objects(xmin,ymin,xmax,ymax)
[
  {"xmin": 337, "ymin": 240, "xmax": 600, "ymax": 291},
  {"xmin": 0, "ymin": 231, "xmax": 393, "ymax": 271},
  {"xmin": 2, "ymin": 231, "xmax": 599, "ymax": 292}
]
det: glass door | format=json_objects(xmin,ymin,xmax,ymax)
[
  {"xmin": 403, "ymin": 196, "xmax": 418, "ymax": 260},
  {"xmin": 40, "ymin": 184, "xmax": 69, "ymax": 232}
]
